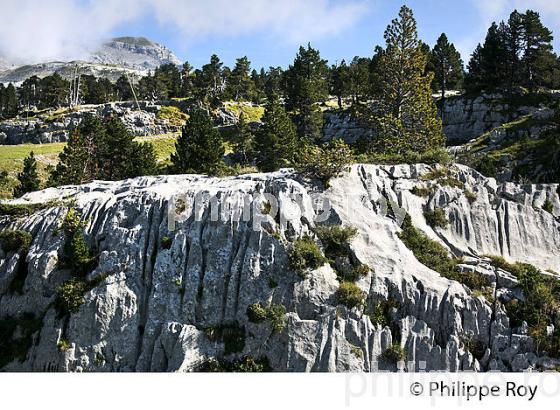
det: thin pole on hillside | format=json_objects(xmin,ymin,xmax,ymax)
[{"xmin": 126, "ymin": 72, "xmax": 141, "ymax": 111}]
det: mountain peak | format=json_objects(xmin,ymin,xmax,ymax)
[{"xmin": 90, "ymin": 36, "xmax": 181, "ymax": 71}]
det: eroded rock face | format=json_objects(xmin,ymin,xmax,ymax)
[
  {"xmin": 441, "ymin": 93, "xmax": 558, "ymax": 145},
  {"xmin": 0, "ymin": 164, "xmax": 559, "ymax": 372},
  {"xmin": 0, "ymin": 102, "xmax": 180, "ymax": 144}
]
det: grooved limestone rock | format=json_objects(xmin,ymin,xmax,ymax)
[{"xmin": 0, "ymin": 164, "xmax": 559, "ymax": 372}]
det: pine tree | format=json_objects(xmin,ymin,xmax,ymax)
[
  {"xmin": 49, "ymin": 114, "xmax": 157, "ymax": 186},
  {"xmin": 180, "ymin": 62, "xmax": 195, "ymax": 98},
  {"xmin": 264, "ymin": 67, "xmax": 283, "ymax": 99},
  {"xmin": 465, "ymin": 22, "xmax": 509, "ymax": 92},
  {"xmin": 98, "ymin": 115, "xmax": 142, "ymax": 180},
  {"xmin": 193, "ymin": 54, "xmax": 224, "ymax": 106},
  {"xmin": 521, "ymin": 10, "xmax": 554, "ymax": 90},
  {"xmin": 170, "ymin": 109, "xmax": 225, "ymax": 174},
  {"xmin": 368, "ymin": 5, "xmax": 443, "ymax": 154},
  {"xmin": 150, "ymin": 64, "xmax": 182, "ymax": 99},
  {"xmin": 330, "ymin": 60, "xmax": 350, "ymax": 109},
  {"xmin": 4, "ymin": 83, "xmax": 18, "ymax": 118},
  {"xmin": 348, "ymin": 56, "xmax": 371, "ymax": 106},
  {"xmin": 231, "ymin": 113, "xmax": 254, "ymax": 166},
  {"xmin": 115, "ymin": 75, "xmax": 134, "ymax": 101},
  {"xmin": 226, "ymin": 56, "xmax": 256, "ymax": 101},
  {"xmin": 505, "ymin": 10, "xmax": 524, "ymax": 91},
  {"xmin": 284, "ymin": 44, "xmax": 329, "ymax": 142},
  {"xmin": 13, "ymin": 151, "xmax": 40, "ymax": 197},
  {"xmin": 430, "ymin": 33, "xmax": 463, "ymax": 101},
  {"xmin": 49, "ymin": 115, "xmax": 104, "ymax": 186},
  {"xmin": 255, "ymin": 95, "xmax": 298, "ymax": 172}
]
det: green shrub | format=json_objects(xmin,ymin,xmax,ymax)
[
  {"xmin": 295, "ymin": 139, "xmax": 354, "ymax": 186},
  {"xmin": 266, "ymin": 303, "xmax": 287, "ymax": 333},
  {"xmin": 543, "ymin": 200, "xmax": 554, "ymax": 214},
  {"xmin": 336, "ymin": 282, "xmax": 364, "ymax": 308},
  {"xmin": 288, "ymin": 236, "xmax": 327, "ymax": 276},
  {"xmin": 410, "ymin": 186, "xmax": 432, "ymax": 197},
  {"xmin": 57, "ymin": 338, "xmax": 71, "ymax": 352},
  {"xmin": 55, "ymin": 279, "xmax": 88, "ymax": 316},
  {"xmin": 0, "ymin": 203, "xmax": 44, "ymax": 217},
  {"xmin": 398, "ymin": 214, "xmax": 462, "ymax": 283},
  {"xmin": 424, "ymin": 208, "xmax": 449, "ymax": 228},
  {"xmin": 60, "ymin": 208, "xmax": 95, "ymax": 277},
  {"xmin": 0, "ymin": 230, "xmax": 32, "ymax": 253},
  {"xmin": 461, "ymin": 335, "xmax": 486, "ymax": 361},
  {"xmin": 361, "ymin": 148, "xmax": 451, "ymax": 165},
  {"xmin": 350, "ymin": 343, "xmax": 363, "ymax": 358},
  {"xmin": 160, "ymin": 236, "xmax": 172, "ymax": 249},
  {"xmin": 261, "ymin": 200, "xmax": 272, "ymax": 215},
  {"xmin": 367, "ymin": 299, "xmax": 399, "ymax": 328},
  {"xmin": 344, "ymin": 263, "xmax": 371, "ymax": 282},
  {"xmin": 246, "ymin": 303, "xmax": 268, "ymax": 323},
  {"xmin": 246, "ymin": 302, "xmax": 287, "ymax": 332},
  {"xmin": 314, "ymin": 224, "xmax": 357, "ymax": 259},
  {"xmin": 474, "ymin": 157, "xmax": 497, "ymax": 178},
  {"xmin": 382, "ymin": 344, "xmax": 406, "ymax": 363},
  {"xmin": 204, "ymin": 322, "xmax": 246, "ymax": 356},
  {"xmin": 486, "ymin": 256, "xmax": 560, "ymax": 356},
  {"xmin": 420, "ymin": 167, "xmax": 464, "ymax": 189},
  {"xmin": 198, "ymin": 356, "xmax": 271, "ymax": 372},
  {"xmin": 465, "ymin": 190, "xmax": 477, "ymax": 204}
]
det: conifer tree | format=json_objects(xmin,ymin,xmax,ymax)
[
  {"xmin": 49, "ymin": 115, "xmax": 104, "ymax": 186},
  {"xmin": 254, "ymin": 95, "xmax": 298, "ymax": 172},
  {"xmin": 226, "ymin": 56, "xmax": 256, "ymax": 101},
  {"xmin": 49, "ymin": 114, "xmax": 157, "ymax": 186},
  {"xmin": 13, "ymin": 151, "xmax": 40, "ymax": 197},
  {"xmin": 521, "ymin": 10, "xmax": 554, "ymax": 90},
  {"xmin": 368, "ymin": 5, "xmax": 443, "ymax": 154},
  {"xmin": 430, "ymin": 33, "xmax": 463, "ymax": 100},
  {"xmin": 171, "ymin": 109, "xmax": 224, "ymax": 174},
  {"xmin": 465, "ymin": 22, "xmax": 509, "ymax": 92},
  {"xmin": 231, "ymin": 113, "xmax": 254, "ymax": 166},
  {"xmin": 284, "ymin": 44, "xmax": 329, "ymax": 142},
  {"xmin": 180, "ymin": 62, "xmax": 195, "ymax": 98},
  {"xmin": 330, "ymin": 60, "xmax": 350, "ymax": 109}
]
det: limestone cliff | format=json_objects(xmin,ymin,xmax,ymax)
[{"xmin": 0, "ymin": 164, "xmax": 559, "ymax": 372}]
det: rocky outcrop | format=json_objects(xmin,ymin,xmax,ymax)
[
  {"xmin": 0, "ymin": 102, "xmax": 181, "ymax": 144},
  {"xmin": 321, "ymin": 111, "xmax": 373, "ymax": 143},
  {"xmin": 451, "ymin": 107, "xmax": 558, "ymax": 183},
  {"xmin": 91, "ymin": 37, "xmax": 181, "ymax": 71},
  {"xmin": 0, "ymin": 37, "xmax": 181, "ymax": 84},
  {"xmin": 441, "ymin": 92, "xmax": 558, "ymax": 145},
  {"xmin": 1, "ymin": 164, "xmax": 559, "ymax": 372}
]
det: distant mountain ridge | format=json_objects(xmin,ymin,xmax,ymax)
[
  {"xmin": 90, "ymin": 36, "xmax": 181, "ymax": 70},
  {"xmin": 0, "ymin": 36, "xmax": 181, "ymax": 83}
]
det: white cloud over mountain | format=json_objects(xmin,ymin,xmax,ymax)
[{"xmin": 0, "ymin": 0, "xmax": 367, "ymax": 64}]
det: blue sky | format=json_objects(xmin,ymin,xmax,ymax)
[{"xmin": 1, "ymin": 0, "xmax": 559, "ymax": 69}]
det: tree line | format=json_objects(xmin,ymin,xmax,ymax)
[
  {"xmin": 1, "ymin": 7, "xmax": 557, "ymax": 123},
  {"xmin": 9, "ymin": 6, "xmax": 560, "ymax": 198},
  {"xmin": 13, "ymin": 5, "xmax": 443, "ymax": 198}
]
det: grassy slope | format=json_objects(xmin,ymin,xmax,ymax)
[{"xmin": 0, "ymin": 133, "xmax": 180, "ymax": 199}]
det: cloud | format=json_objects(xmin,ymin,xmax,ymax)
[{"xmin": 0, "ymin": 0, "xmax": 368, "ymax": 64}]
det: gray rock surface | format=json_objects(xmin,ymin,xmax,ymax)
[
  {"xmin": 441, "ymin": 93, "xmax": 558, "ymax": 145},
  {"xmin": 91, "ymin": 37, "xmax": 181, "ymax": 71},
  {"xmin": 0, "ymin": 102, "xmax": 181, "ymax": 144},
  {"xmin": 0, "ymin": 37, "xmax": 181, "ymax": 84},
  {"xmin": 0, "ymin": 164, "xmax": 559, "ymax": 372}
]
